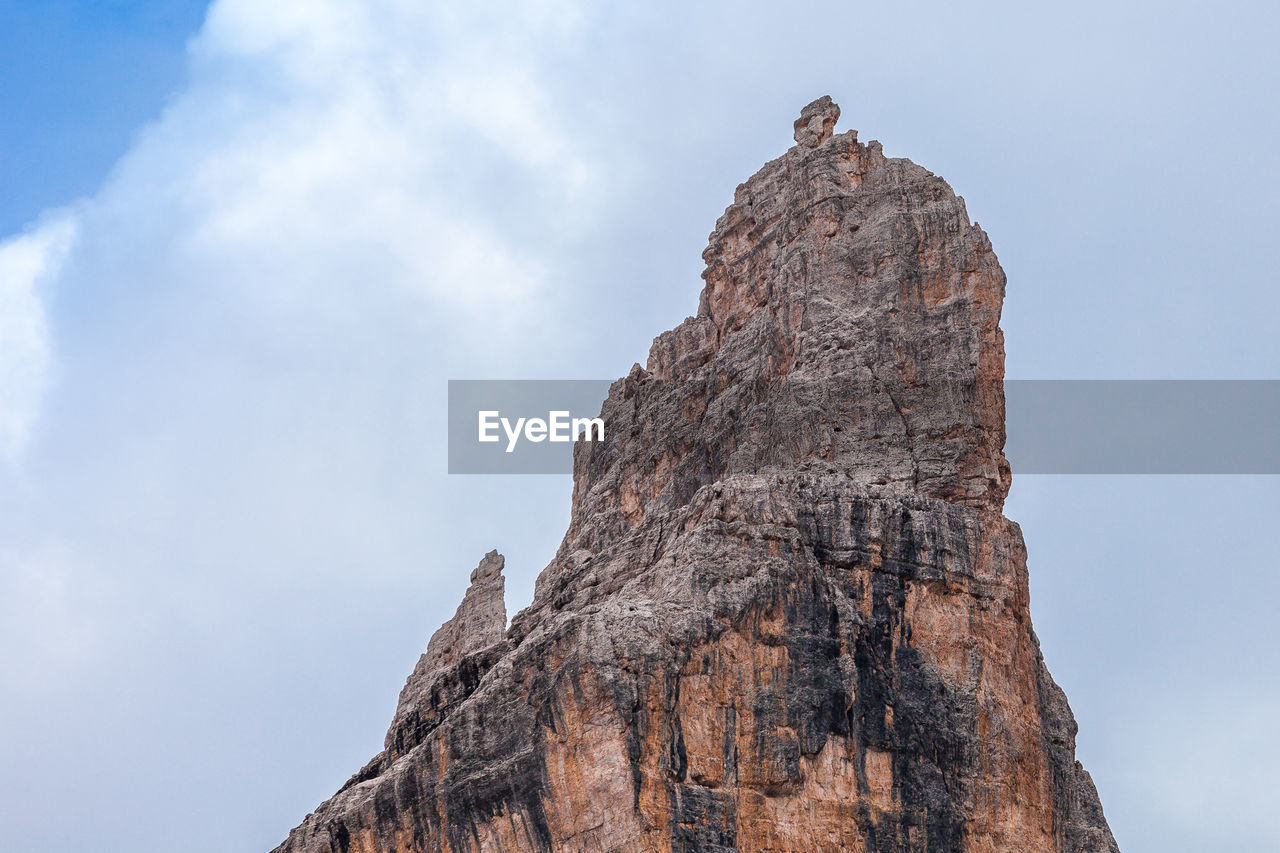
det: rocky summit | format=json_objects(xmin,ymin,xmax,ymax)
[{"xmin": 274, "ymin": 97, "xmax": 1118, "ymax": 853}]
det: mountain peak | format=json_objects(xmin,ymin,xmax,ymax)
[{"xmin": 273, "ymin": 104, "xmax": 1117, "ymax": 853}]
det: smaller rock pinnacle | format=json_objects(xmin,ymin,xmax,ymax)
[{"xmin": 793, "ymin": 95, "xmax": 840, "ymax": 148}]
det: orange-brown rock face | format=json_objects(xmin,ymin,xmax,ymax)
[{"xmin": 273, "ymin": 98, "xmax": 1118, "ymax": 853}]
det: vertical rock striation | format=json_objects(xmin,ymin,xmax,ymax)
[{"xmin": 274, "ymin": 98, "xmax": 1118, "ymax": 853}]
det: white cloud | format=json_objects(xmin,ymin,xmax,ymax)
[
  {"xmin": 0, "ymin": 7, "xmax": 609, "ymax": 838},
  {"xmin": 0, "ymin": 0, "xmax": 603, "ymax": 466},
  {"xmin": 0, "ymin": 0, "xmax": 627, "ymax": 704},
  {"xmin": 0, "ymin": 216, "xmax": 76, "ymax": 462},
  {"xmin": 164, "ymin": 0, "xmax": 598, "ymax": 317}
]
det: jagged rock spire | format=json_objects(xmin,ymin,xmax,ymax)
[
  {"xmin": 423, "ymin": 550, "xmax": 505, "ymax": 669},
  {"xmin": 384, "ymin": 550, "xmax": 506, "ymax": 755}
]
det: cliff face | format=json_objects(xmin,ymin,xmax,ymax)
[{"xmin": 274, "ymin": 97, "xmax": 1118, "ymax": 853}]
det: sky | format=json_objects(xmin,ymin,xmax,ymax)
[{"xmin": 1, "ymin": 1, "xmax": 1277, "ymax": 851}]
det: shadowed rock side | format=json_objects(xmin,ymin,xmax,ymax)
[{"xmin": 274, "ymin": 97, "xmax": 1118, "ymax": 853}]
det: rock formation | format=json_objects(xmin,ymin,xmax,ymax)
[{"xmin": 274, "ymin": 97, "xmax": 1118, "ymax": 853}]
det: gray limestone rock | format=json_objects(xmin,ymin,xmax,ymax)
[{"xmin": 272, "ymin": 99, "xmax": 1118, "ymax": 853}]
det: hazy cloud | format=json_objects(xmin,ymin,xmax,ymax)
[{"xmin": 0, "ymin": 215, "xmax": 76, "ymax": 462}]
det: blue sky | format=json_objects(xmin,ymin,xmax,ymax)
[
  {"xmin": 1, "ymin": 2, "xmax": 1277, "ymax": 852},
  {"xmin": 0, "ymin": 1, "xmax": 208, "ymax": 234}
]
